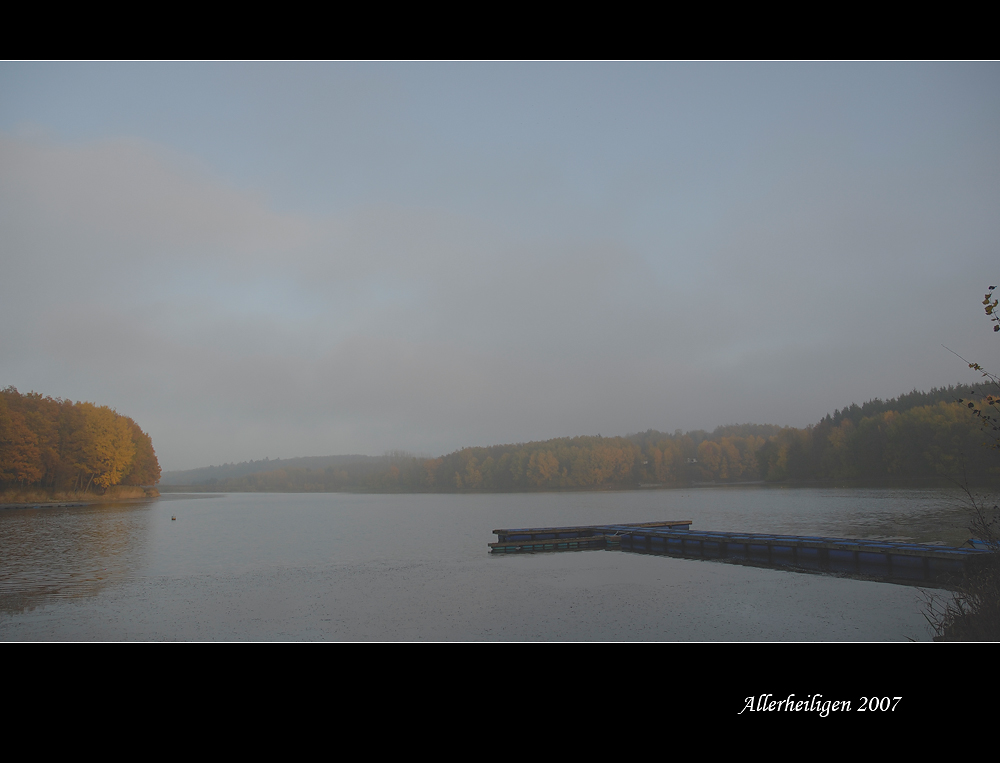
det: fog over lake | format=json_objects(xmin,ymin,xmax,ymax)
[{"xmin": 2, "ymin": 63, "xmax": 999, "ymax": 470}]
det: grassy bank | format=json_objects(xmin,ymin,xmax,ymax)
[{"xmin": 0, "ymin": 485, "xmax": 159, "ymax": 506}]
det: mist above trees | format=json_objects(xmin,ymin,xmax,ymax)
[{"xmin": 161, "ymin": 384, "xmax": 997, "ymax": 493}]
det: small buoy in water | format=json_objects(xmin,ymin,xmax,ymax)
[{"xmin": 171, "ymin": 516, "xmax": 176, "ymax": 521}]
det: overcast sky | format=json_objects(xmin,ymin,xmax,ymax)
[{"xmin": 2, "ymin": 63, "xmax": 998, "ymax": 471}]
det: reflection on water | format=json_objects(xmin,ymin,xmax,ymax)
[
  {"xmin": 0, "ymin": 500, "xmax": 156, "ymax": 614},
  {"xmin": 0, "ymin": 486, "xmax": 984, "ymax": 640}
]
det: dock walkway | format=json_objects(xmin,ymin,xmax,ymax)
[{"xmin": 489, "ymin": 521, "xmax": 992, "ymax": 589}]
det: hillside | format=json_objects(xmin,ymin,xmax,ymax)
[{"xmin": 159, "ymin": 383, "xmax": 999, "ymax": 493}]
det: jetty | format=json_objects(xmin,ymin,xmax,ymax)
[{"xmin": 489, "ymin": 520, "xmax": 992, "ymax": 589}]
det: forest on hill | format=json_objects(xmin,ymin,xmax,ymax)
[
  {"xmin": 0, "ymin": 387, "xmax": 160, "ymax": 493},
  {"xmin": 160, "ymin": 454, "xmax": 381, "ymax": 486},
  {"xmin": 163, "ymin": 383, "xmax": 1000, "ymax": 493}
]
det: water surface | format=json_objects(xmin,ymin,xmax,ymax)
[{"xmin": 0, "ymin": 486, "xmax": 978, "ymax": 640}]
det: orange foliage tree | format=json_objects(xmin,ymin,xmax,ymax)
[{"xmin": 0, "ymin": 387, "xmax": 160, "ymax": 492}]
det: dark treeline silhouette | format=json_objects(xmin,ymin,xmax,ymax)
[
  {"xmin": 828, "ymin": 384, "xmax": 987, "ymax": 426},
  {"xmin": 0, "ymin": 387, "xmax": 160, "ymax": 492},
  {"xmin": 162, "ymin": 384, "xmax": 998, "ymax": 493}
]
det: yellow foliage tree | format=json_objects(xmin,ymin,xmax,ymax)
[
  {"xmin": 77, "ymin": 403, "xmax": 136, "ymax": 490},
  {"xmin": 528, "ymin": 450, "xmax": 560, "ymax": 487}
]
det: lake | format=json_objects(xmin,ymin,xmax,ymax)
[{"xmin": 0, "ymin": 486, "xmax": 979, "ymax": 641}]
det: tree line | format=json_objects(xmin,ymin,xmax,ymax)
[
  {"xmin": 169, "ymin": 384, "xmax": 998, "ymax": 493},
  {"xmin": 0, "ymin": 387, "xmax": 160, "ymax": 492}
]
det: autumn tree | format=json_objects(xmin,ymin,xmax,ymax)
[
  {"xmin": 0, "ymin": 388, "xmax": 159, "ymax": 493},
  {"xmin": 73, "ymin": 404, "xmax": 136, "ymax": 490},
  {"xmin": 0, "ymin": 393, "xmax": 43, "ymax": 485},
  {"xmin": 957, "ymin": 285, "xmax": 1000, "ymax": 450},
  {"xmin": 120, "ymin": 418, "xmax": 161, "ymax": 486},
  {"xmin": 527, "ymin": 450, "xmax": 560, "ymax": 487}
]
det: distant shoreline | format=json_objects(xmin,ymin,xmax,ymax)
[
  {"xmin": 0, "ymin": 486, "xmax": 159, "ymax": 510},
  {"xmin": 155, "ymin": 475, "xmax": 1000, "ymax": 495}
]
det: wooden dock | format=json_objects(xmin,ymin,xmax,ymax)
[
  {"xmin": 489, "ymin": 521, "xmax": 992, "ymax": 589},
  {"xmin": 492, "ymin": 520, "xmax": 692, "ymax": 544}
]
